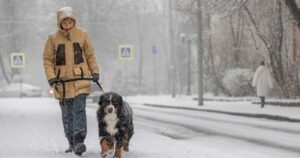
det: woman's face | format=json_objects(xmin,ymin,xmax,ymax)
[{"xmin": 61, "ymin": 19, "xmax": 74, "ymax": 30}]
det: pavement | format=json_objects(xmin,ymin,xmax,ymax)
[{"xmin": 125, "ymin": 95, "xmax": 300, "ymax": 122}]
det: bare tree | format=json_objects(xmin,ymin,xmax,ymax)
[
  {"xmin": 243, "ymin": 0, "xmax": 295, "ymax": 97},
  {"xmin": 229, "ymin": 9, "xmax": 245, "ymax": 67}
]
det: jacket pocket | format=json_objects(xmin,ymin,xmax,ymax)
[
  {"xmin": 73, "ymin": 66, "xmax": 91, "ymax": 90},
  {"xmin": 55, "ymin": 68, "xmax": 66, "ymax": 79},
  {"xmin": 74, "ymin": 80, "xmax": 90, "ymax": 90},
  {"xmin": 73, "ymin": 43, "xmax": 84, "ymax": 65},
  {"xmin": 55, "ymin": 44, "xmax": 66, "ymax": 66},
  {"xmin": 54, "ymin": 68, "xmax": 67, "ymax": 94},
  {"xmin": 73, "ymin": 67, "xmax": 84, "ymax": 78},
  {"xmin": 73, "ymin": 66, "xmax": 90, "ymax": 77}
]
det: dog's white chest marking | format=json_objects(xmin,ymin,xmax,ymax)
[{"xmin": 104, "ymin": 113, "xmax": 119, "ymax": 136}]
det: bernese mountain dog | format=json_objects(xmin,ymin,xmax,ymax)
[{"xmin": 97, "ymin": 92, "xmax": 134, "ymax": 158}]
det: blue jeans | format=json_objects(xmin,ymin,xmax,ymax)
[{"xmin": 59, "ymin": 94, "xmax": 87, "ymax": 145}]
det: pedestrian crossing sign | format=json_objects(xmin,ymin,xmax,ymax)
[
  {"xmin": 118, "ymin": 45, "xmax": 134, "ymax": 60},
  {"xmin": 10, "ymin": 53, "xmax": 25, "ymax": 68}
]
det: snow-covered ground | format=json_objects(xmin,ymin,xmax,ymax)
[{"xmin": 0, "ymin": 96, "xmax": 299, "ymax": 158}]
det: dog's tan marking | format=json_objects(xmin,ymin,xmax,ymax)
[
  {"xmin": 123, "ymin": 133, "xmax": 129, "ymax": 151},
  {"xmin": 113, "ymin": 147, "xmax": 123, "ymax": 158},
  {"xmin": 100, "ymin": 138, "xmax": 109, "ymax": 157}
]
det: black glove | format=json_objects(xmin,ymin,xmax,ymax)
[
  {"xmin": 91, "ymin": 74, "xmax": 99, "ymax": 82},
  {"xmin": 48, "ymin": 78, "xmax": 59, "ymax": 86}
]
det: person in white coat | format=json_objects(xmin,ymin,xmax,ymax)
[{"xmin": 252, "ymin": 61, "xmax": 273, "ymax": 108}]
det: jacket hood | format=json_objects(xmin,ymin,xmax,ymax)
[{"xmin": 57, "ymin": 7, "xmax": 77, "ymax": 30}]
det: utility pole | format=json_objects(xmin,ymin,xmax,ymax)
[
  {"xmin": 162, "ymin": 0, "xmax": 171, "ymax": 94},
  {"xmin": 197, "ymin": 0, "xmax": 204, "ymax": 105},
  {"xmin": 169, "ymin": 0, "xmax": 176, "ymax": 98},
  {"xmin": 134, "ymin": 3, "xmax": 144, "ymax": 92},
  {"xmin": 137, "ymin": 22, "xmax": 144, "ymax": 89}
]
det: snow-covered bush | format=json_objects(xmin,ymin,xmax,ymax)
[{"xmin": 222, "ymin": 68, "xmax": 254, "ymax": 96}]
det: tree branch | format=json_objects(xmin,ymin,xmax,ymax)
[
  {"xmin": 243, "ymin": 5, "xmax": 272, "ymax": 53},
  {"xmin": 283, "ymin": 0, "xmax": 300, "ymax": 29}
]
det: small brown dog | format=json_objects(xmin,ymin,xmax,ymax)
[{"xmin": 97, "ymin": 92, "xmax": 134, "ymax": 158}]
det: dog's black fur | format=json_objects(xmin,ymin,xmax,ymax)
[{"xmin": 97, "ymin": 92, "xmax": 134, "ymax": 148}]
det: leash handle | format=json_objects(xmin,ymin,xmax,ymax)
[{"xmin": 95, "ymin": 81, "xmax": 105, "ymax": 93}]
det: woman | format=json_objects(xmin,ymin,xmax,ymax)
[
  {"xmin": 43, "ymin": 7, "xmax": 100, "ymax": 155},
  {"xmin": 252, "ymin": 61, "xmax": 273, "ymax": 108}
]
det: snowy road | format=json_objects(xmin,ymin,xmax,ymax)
[
  {"xmin": 131, "ymin": 105, "xmax": 300, "ymax": 158},
  {"xmin": 0, "ymin": 98, "xmax": 299, "ymax": 158}
]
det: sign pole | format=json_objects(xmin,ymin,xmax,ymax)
[
  {"xmin": 153, "ymin": 55, "xmax": 157, "ymax": 95},
  {"xmin": 10, "ymin": 52, "xmax": 26, "ymax": 99},
  {"xmin": 20, "ymin": 71, "xmax": 23, "ymax": 98},
  {"xmin": 118, "ymin": 45, "xmax": 134, "ymax": 96},
  {"xmin": 125, "ymin": 61, "xmax": 128, "ymax": 96},
  {"xmin": 152, "ymin": 46, "xmax": 158, "ymax": 95}
]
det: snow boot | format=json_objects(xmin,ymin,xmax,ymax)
[
  {"xmin": 65, "ymin": 138, "xmax": 74, "ymax": 153},
  {"xmin": 74, "ymin": 143, "xmax": 86, "ymax": 156},
  {"xmin": 65, "ymin": 144, "xmax": 73, "ymax": 153}
]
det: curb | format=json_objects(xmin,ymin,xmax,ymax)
[
  {"xmin": 142, "ymin": 103, "xmax": 300, "ymax": 123},
  {"xmin": 194, "ymin": 97, "xmax": 300, "ymax": 107},
  {"xmin": 252, "ymin": 101, "xmax": 300, "ymax": 107}
]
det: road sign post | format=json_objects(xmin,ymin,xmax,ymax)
[
  {"xmin": 152, "ymin": 46, "xmax": 157, "ymax": 95},
  {"xmin": 10, "ymin": 52, "xmax": 26, "ymax": 99},
  {"xmin": 118, "ymin": 45, "xmax": 134, "ymax": 95}
]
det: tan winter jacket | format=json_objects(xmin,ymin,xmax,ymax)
[{"xmin": 43, "ymin": 7, "xmax": 100, "ymax": 99}]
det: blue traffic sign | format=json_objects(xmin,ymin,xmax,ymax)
[
  {"xmin": 152, "ymin": 46, "xmax": 157, "ymax": 55},
  {"xmin": 118, "ymin": 45, "xmax": 134, "ymax": 60},
  {"xmin": 10, "ymin": 53, "xmax": 25, "ymax": 68}
]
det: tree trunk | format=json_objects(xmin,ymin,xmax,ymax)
[
  {"xmin": 0, "ymin": 53, "xmax": 10, "ymax": 84},
  {"xmin": 197, "ymin": 0, "xmax": 204, "ymax": 105},
  {"xmin": 283, "ymin": 0, "xmax": 300, "ymax": 29}
]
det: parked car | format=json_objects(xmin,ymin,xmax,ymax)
[{"xmin": 0, "ymin": 83, "xmax": 42, "ymax": 98}]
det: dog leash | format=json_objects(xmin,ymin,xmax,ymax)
[
  {"xmin": 54, "ymin": 77, "xmax": 105, "ymax": 100},
  {"xmin": 95, "ymin": 80, "xmax": 105, "ymax": 93}
]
